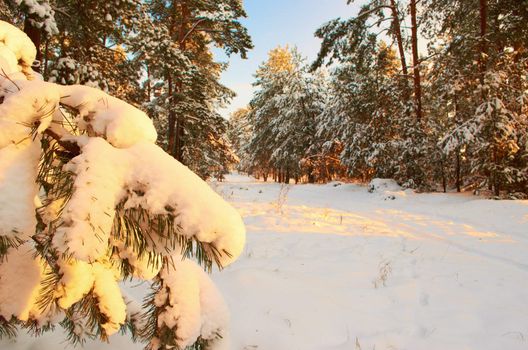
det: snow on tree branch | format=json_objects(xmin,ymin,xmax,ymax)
[{"xmin": 0, "ymin": 21, "xmax": 245, "ymax": 349}]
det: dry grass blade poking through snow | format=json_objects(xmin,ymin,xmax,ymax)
[
  {"xmin": 275, "ymin": 184, "xmax": 291, "ymax": 214},
  {"xmin": 0, "ymin": 21, "xmax": 245, "ymax": 350}
]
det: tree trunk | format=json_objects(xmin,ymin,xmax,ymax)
[
  {"xmin": 174, "ymin": 89, "xmax": 184, "ymax": 161},
  {"xmin": 146, "ymin": 64, "xmax": 151, "ymax": 102},
  {"xmin": 455, "ymin": 149, "xmax": 461, "ymax": 192},
  {"xmin": 167, "ymin": 74, "xmax": 177, "ymax": 156},
  {"xmin": 479, "ymin": 0, "xmax": 495, "ymax": 194},
  {"xmin": 454, "ymin": 94, "xmax": 462, "ymax": 193},
  {"xmin": 389, "ymin": 0, "xmax": 408, "ymax": 77},
  {"xmin": 410, "ymin": 0, "xmax": 423, "ymax": 121},
  {"xmin": 43, "ymin": 38, "xmax": 49, "ymax": 79},
  {"xmin": 172, "ymin": 1, "xmax": 191, "ymax": 163},
  {"xmin": 166, "ymin": 0, "xmax": 189, "ymax": 162},
  {"xmin": 479, "ymin": 0, "xmax": 488, "ymax": 94},
  {"xmin": 307, "ymin": 165, "xmax": 315, "ymax": 183},
  {"xmin": 441, "ymin": 157, "xmax": 447, "ymax": 193},
  {"xmin": 494, "ymin": 176, "xmax": 500, "ymax": 197}
]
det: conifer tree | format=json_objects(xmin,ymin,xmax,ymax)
[
  {"xmin": 3, "ymin": 0, "xmax": 251, "ymax": 180},
  {"xmin": 243, "ymin": 46, "xmax": 331, "ymax": 183},
  {"xmin": 313, "ymin": 1, "xmax": 428, "ymax": 187},
  {"xmin": 136, "ymin": 0, "xmax": 252, "ymax": 163},
  {"xmin": 227, "ymin": 107, "xmax": 252, "ymax": 171},
  {"xmin": 45, "ymin": 0, "xmax": 142, "ymax": 99},
  {"xmin": 424, "ymin": 0, "xmax": 528, "ymax": 196}
]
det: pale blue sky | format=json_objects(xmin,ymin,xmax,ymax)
[{"xmin": 215, "ymin": 0, "xmax": 363, "ymax": 118}]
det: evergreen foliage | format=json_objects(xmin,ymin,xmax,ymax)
[
  {"xmin": 4, "ymin": 0, "xmax": 252, "ymax": 180},
  {"xmin": 240, "ymin": 46, "xmax": 341, "ymax": 183},
  {"xmin": 233, "ymin": 1, "xmax": 527, "ymax": 197},
  {"xmin": 0, "ymin": 21, "xmax": 245, "ymax": 350}
]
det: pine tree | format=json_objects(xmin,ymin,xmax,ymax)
[
  {"xmin": 1, "ymin": 0, "xmax": 143, "ymax": 96},
  {"xmin": 425, "ymin": 0, "xmax": 528, "ymax": 196},
  {"xmin": 312, "ymin": 1, "xmax": 430, "ymax": 188},
  {"xmin": 45, "ymin": 0, "xmax": 142, "ymax": 99},
  {"xmin": 243, "ymin": 47, "xmax": 293, "ymax": 181},
  {"xmin": 129, "ymin": 0, "xmax": 252, "ymax": 178},
  {"xmin": 242, "ymin": 46, "xmax": 331, "ymax": 183},
  {"xmin": 227, "ymin": 107, "xmax": 252, "ymax": 172},
  {"xmin": 0, "ymin": 21, "xmax": 245, "ymax": 349},
  {"xmin": 3, "ymin": 0, "xmax": 251, "ymax": 180}
]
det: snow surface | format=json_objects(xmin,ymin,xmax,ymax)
[
  {"xmin": 4, "ymin": 173, "xmax": 528, "ymax": 349},
  {"xmin": 60, "ymin": 85, "xmax": 157, "ymax": 148}
]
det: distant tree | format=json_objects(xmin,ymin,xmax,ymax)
[
  {"xmin": 227, "ymin": 107, "xmax": 252, "ymax": 170},
  {"xmin": 313, "ymin": 1, "xmax": 428, "ymax": 188},
  {"xmin": 243, "ymin": 46, "xmax": 331, "ymax": 183}
]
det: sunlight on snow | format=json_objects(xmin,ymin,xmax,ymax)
[{"xmin": 232, "ymin": 202, "xmax": 515, "ymax": 244}]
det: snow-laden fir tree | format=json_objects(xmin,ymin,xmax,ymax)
[
  {"xmin": 227, "ymin": 107, "xmax": 251, "ymax": 173},
  {"xmin": 45, "ymin": 0, "xmax": 142, "ymax": 99},
  {"xmin": 314, "ymin": 25, "xmax": 427, "ymax": 187},
  {"xmin": 243, "ymin": 46, "xmax": 333, "ymax": 183},
  {"xmin": 5, "ymin": 0, "xmax": 140, "ymax": 95},
  {"xmin": 0, "ymin": 21, "xmax": 245, "ymax": 350},
  {"xmin": 133, "ymin": 0, "xmax": 252, "ymax": 179},
  {"xmin": 424, "ymin": 0, "xmax": 528, "ymax": 196}
]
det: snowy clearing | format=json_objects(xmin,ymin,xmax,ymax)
[{"xmin": 3, "ymin": 173, "xmax": 528, "ymax": 350}]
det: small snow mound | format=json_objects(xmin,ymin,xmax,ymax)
[
  {"xmin": 367, "ymin": 178, "xmax": 407, "ymax": 200},
  {"xmin": 367, "ymin": 178, "xmax": 402, "ymax": 193}
]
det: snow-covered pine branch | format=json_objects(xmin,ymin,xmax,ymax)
[{"xmin": 0, "ymin": 21, "xmax": 245, "ymax": 350}]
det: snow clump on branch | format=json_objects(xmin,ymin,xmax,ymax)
[{"xmin": 0, "ymin": 20, "xmax": 244, "ymax": 349}]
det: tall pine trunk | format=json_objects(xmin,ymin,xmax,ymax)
[
  {"xmin": 478, "ymin": 0, "xmax": 497, "ymax": 195},
  {"xmin": 455, "ymin": 149, "xmax": 461, "ymax": 192},
  {"xmin": 167, "ymin": 74, "xmax": 177, "ymax": 155},
  {"xmin": 410, "ymin": 0, "xmax": 423, "ymax": 121},
  {"xmin": 389, "ymin": 0, "xmax": 408, "ymax": 78},
  {"xmin": 479, "ymin": 0, "xmax": 487, "ymax": 94},
  {"xmin": 166, "ymin": 0, "xmax": 189, "ymax": 163},
  {"xmin": 173, "ymin": 1, "xmax": 190, "ymax": 163},
  {"xmin": 454, "ymin": 94, "xmax": 462, "ymax": 193}
]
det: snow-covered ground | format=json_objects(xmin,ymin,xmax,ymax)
[{"xmin": 4, "ymin": 173, "xmax": 528, "ymax": 350}]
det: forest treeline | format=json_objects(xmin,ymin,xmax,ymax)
[
  {"xmin": 1, "ymin": 0, "xmax": 252, "ymax": 179},
  {"xmin": 229, "ymin": 0, "xmax": 528, "ymax": 198}
]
